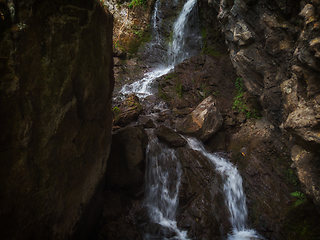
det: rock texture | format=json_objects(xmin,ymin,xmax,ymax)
[
  {"xmin": 106, "ymin": 126, "xmax": 148, "ymax": 189},
  {"xmin": 0, "ymin": 1, "xmax": 114, "ymax": 239},
  {"xmin": 177, "ymin": 147, "xmax": 231, "ymax": 239},
  {"xmin": 155, "ymin": 125, "xmax": 187, "ymax": 147},
  {"xmin": 200, "ymin": 0, "xmax": 320, "ymax": 210},
  {"xmin": 113, "ymin": 93, "xmax": 143, "ymax": 126},
  {"xmin": 176, "ymin": 95, "xmax": 223, "ymax": 142}
]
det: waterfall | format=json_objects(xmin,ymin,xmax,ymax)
[
  {"xmin": 144, "ymin": 132, "xmax": 188, "ymax": 240},
  {"xmin": 168, "ymin": 0, "xmax": 201, "ymax": 65},
  {"xmin": 119, "ymin": 0, "xmax": 201, "ymax": 98},
  {"xmin": 185, "ymin": 137, "xmax": 264, "ymax": 240}
]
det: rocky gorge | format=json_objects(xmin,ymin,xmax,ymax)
[{"xmin": 1, "ymin": 0, "xmax": 320, "ymax": 240}]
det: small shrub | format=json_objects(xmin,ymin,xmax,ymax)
[{"xmin": 290, "ymin": 191, "xmax": 307, "ymax": 207}]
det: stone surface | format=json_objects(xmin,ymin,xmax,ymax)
[
  {"xmin": 291, "ymin": 145, "xmax": 320, "ymax": 209},
  {"xmin": 114, "ymin": 93, "xmax": 143, "ymax": 126},
  {"xmin": 176, "ymin": 147, "xmax": 231, "ymax": 239},
  {"xmin": 155, "ymin": 125, "xmax": 187, "ymax": 147},
  {"xmin": 228, "ymin": 118, "xmax": 320, "ymax": 239},
  {"xmin": 200, "ymin": 0, "xmax": 320, "ymax": 215},
  {"xmin": 176, "ymin": 95, "xmax": 223, "ymax": 142},
  {"xmin": 0, "ymin": 1, "xmax": 114, "ymax": 239},
  {"xmin": 106, "ymin": 126, "xmax": 148, "ymax": 189}
]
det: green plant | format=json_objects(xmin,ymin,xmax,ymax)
[
  {"xmin": 290, "ymin": 191, "xmax": 307, "ymax": 207},
  {"xmin": 232, "ymin": 77, "xmax": 262, "ymax": 119},
  {"xmin": 112, "ymin": 106, "xmax": 121, "ymax": 116},
  {"xmin": 128, "ymin": 0, "xmax": 147, "ymax": 9},
  {"xmin": 176, "ymin": 81, "xmax": 183, "ymax": 98},
  {"xmin": 286, "ymin": 169, "xmax": 299, "ymax": 186}
]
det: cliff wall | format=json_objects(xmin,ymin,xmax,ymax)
[
  {"xmin": 199, "ymin": 0, "xmax": 320, "ymax": 210},
  {"xmin": 0, "ymin": 0, "xmax": 114, "ymax": 239}
]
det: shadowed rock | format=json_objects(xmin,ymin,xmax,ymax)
[
  {"xmin": 114, "ymin": 94, "xmax": 143, "ymax": 126},
  {"xmin": 155, "ymin": 125, "xmax": 187, "ymax": 147}
]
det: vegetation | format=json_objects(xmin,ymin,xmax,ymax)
[
  {"xmin": 176, "ymin": 81, "xmax": 183, "ymax": 98},
  {"xmin": 286, "ymin": 169, "xmax": 299, "ymax": 186},
  {"xmin": 201, "ymin": 28, "xmax": 221, "ymax": 57},
  {"xmin": 112, "ymin": 106, "xmax": 121, "ymax": 116},
  {"xmin": 232, "ymin": 77, "xmax": 262, "ymax": 119},
  {"xmin": 128, "ymin": 0, "xmax": 147, "ymax": 9},
  {"xmin": 290, "ymin": 191, "xmax": 307, "ymax": 207}
]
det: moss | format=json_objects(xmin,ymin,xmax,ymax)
[
  {"xmin": 112, "ymin": 106, "xmax": 121, "ymax": 116},
  {"xmin": 158, "ymin": 86, "xmax": 171, "ymax": 101},
  {"xmin": 127, "ymin": 28, "xmax": 151, "ymax": 55},
  {"xmin": 283, "ymin": 201, "xmax": 320, "ymax": 240},
  {"xmin": 175, "ymin": 81, "xmax": 183, "ymax": 98}
]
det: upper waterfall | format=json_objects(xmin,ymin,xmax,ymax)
[{"xmin": 119, "ymin": 0, "xmax": 202, "ymax": 98}]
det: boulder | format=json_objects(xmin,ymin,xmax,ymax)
[
  {"xmin": 176, "ymin": 95, "xmax": 223, "ymax": 142},
  {"xmin": 155, "ymin": 125, "xmax": 187, "ymax": 147},
  {"xmin": 106, "ymin": 126, "xmax": 148, "ymax": 189},
  {"xmin": 176, "ymin": 147, "xmax": 231, "ymax": 239},
  {"xmin": 114, "ymin": 94, "xmax": 143, "ymax": 126},
  {"xmin": 291, "ymin": 145, "xmax": 320, "ymax": 209},
  {"xmin": 0, "ymin": 1, "xmax": 114, "ymax": 239}
]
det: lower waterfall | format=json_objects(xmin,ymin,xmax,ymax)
[
  {"xmin": 144, "ymin": 132, "xmax": 188, "ymax": 240},
  {"xmin": 185, "ymin": 137, "xmax": 264, "ymax": 240}
]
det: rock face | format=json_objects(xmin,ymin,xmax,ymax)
[
  {"xmin": 177, "ymin": 148, "xmax": 231, "ymax": 239},
  {"xmin": 291, "ymin": 145, "xmax": 320, "ymax": 209},
  {"xmin": 155, "ymin": 125, "xmax": 187, "ymax": 147},
  {"xmin": 176, "ymin": 95, "xmax": 223, "ymax": 142},
  {"xmin": 113, "ymin": 94, "xmax": 143, "ymax": 126},
  {"xmin": 0, "ymin": 1, "xmax": 114, "ymax": 239},
  {"xmin": 199, "ymin": 0, "xmax": 320, "ymax": 210},
  {"xmin": 106, "ymin": 126, "xmax": 148, "ymax": 189}
]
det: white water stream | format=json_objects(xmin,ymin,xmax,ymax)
[
  {"xmin": 119, "ymin": 0, "xmax": 200, "ymax": 98},
  {"xmin": 185, "ymin": 137, "xmax": 263, "ymax": 240},
  {"xmin": 117, "ymin": 0, "xmax": 262, "ymax": 238},
  {"xmin": 144, "ymin": 133, "xmax": 188, "ymax": 240}
]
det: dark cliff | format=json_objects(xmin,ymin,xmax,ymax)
[
  {"xmin": 199, "ymin": 0, "xmax": 320, "ymax": 210},
  {"xmin": 0, "ymin": 0, "xmax": 114, "ymax": 239}
]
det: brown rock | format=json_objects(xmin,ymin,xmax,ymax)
[
  {"xmin": 155, "ymin": 125, "xmax": 187, "ymax": 147},
  {"xmin": 291, "ymin": 145, "xmax": 320, "ymax": 209},
  {"xmin": 176, "ymin": 95, "xmax": 223, "ymax": 142},
  {"xmin": 114, "ymin": 94, "xmax": 143, "ymax": 126}
]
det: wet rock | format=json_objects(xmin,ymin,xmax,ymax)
[
  {"xmin": 141, "ymin": 222, "xmax": 177, "ymax": 239},
  {"xmin": 228, "ymin": 118, "xmax": 320, "ymax": 239},
  {"xmin": 114, "ymin": 94, "xmax": 143, "ymax": 126},
  {"xmin": 155, "ymin": 125, "xmax": 187, "ymax": 148},
  {"xmin": 205, "ymin": 131, "xmax": 227, "ymax": 151},
  {"xmin": 177, "ymin": 147, "xmax": 231, "ymax": 239},
  {"xmin": 106, "ymin": 126, "xmax": 148, "ymax": 189},
  {"xmin": 143, "ymin": 118, "xmax": 156, "ymax": 128},
  {"xmin": 176, "ymin": 95, "xmax": 223, "ymax": 142},
  {"xmin": 291, "ymin": 145, "xmax": 320, "ymax": 209}
]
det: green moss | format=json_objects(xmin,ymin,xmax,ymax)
[
  {"xmin": 112, "ymin": 106, "xmax": 121, "ymax": 116},
  {"xmin": 127, "ymin": 28, "xmax": 152, "ymax": 55},
  {"xmin": 158, "ymin": 86, "xmax": 171, "ymax": 101},
  {"xmin": 175, "ymin": 81, "xmax": 183, "ymax": 98},
  {"xmin": 232, "ymin": 77, "xmax": 262, "ymax": 119},
  {"xmin": 128, "ymin": 0, "xmax": 147, "ymax": 9}
]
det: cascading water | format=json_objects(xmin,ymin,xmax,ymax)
[
  {"xmin": 185, "ymin": 137, "xmax": 264, "ymax": 240},
  {"xmin": 144, "ymin": 132, "xmax": 188, "ymax": 240},
  {"xmin": 119, "ymin": 0, "xmax": 201, "ymax": 98}
]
